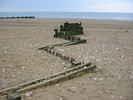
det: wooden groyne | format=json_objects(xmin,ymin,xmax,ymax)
[
  {"xmin": 0, "ymin": 16, "xmax": 35, "ymax": 19},
  {"xmin": 0, "ymin": 22, "xmax": 96, "ymax": 100},
  {"xmin": 0, "ymin": 63, "xmax": 96, "ymax": 97}
]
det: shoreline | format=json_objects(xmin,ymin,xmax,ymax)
[
  {"xmin": 1, "ymin": 17, "xmax": 133, "ymax": 22},
  {"xmin": 1, "ymin": 12, "xmax": 133, "ymax": 21},
  {"xmin": 36, "ymin": 17, "xmax": 133, "ymax": 21}
]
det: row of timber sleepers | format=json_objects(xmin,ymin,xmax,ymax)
[
  {"xmin": 0, "ymin": 22, "xmax": 96, "ymax": 100},
  {"xmin": 0, "ymin": 63, "xmax": 96, "ymax": 100},
  {"xmin": 0, "ymin": 16, "xmax": 35, "ymax": 19},
  {"xmin": 39, "ymin": 46, "xmax": 82, "ymax": 67},
  {"xmin": 16, "ymin": 63, "xmax": 93, "ymax": 92}
]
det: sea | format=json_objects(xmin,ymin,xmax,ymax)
[{"xmin": 0, "ymin": 12, "xmax": 133, "ymax": 21}]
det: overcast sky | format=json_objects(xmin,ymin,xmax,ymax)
[{"xmin": 0, "ymin": 0, "xmax": 133, "ymax": 12}]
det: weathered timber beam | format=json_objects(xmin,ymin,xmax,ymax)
[{"xmin": 0, "ymin": 63, "xmax": 96, "ymax": 97}]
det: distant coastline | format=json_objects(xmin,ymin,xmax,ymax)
[
  {"xmin": 0, "ymin": 16, "xmax": 35, "ymax": 19},
  {"xmin": 0, "ymin": 12, "xmax": 133, "ymax": 21}
]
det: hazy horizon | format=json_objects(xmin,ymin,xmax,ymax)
[{"xmin": 0, "ymin": 11, "xmax": 133, "ymax": 13}]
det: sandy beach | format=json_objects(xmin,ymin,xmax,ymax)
[{"xmin": 0, "ymin": 18, "xmax": 133, "ymax": 100}]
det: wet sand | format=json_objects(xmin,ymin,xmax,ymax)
[{"xmin": 0, "ymin": 18, "xmax": 133, "ymax": 100}]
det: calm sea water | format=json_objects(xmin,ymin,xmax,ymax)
[{"xmin": 0, "ymin": 12, "xmax": 133, "ymax": 21}]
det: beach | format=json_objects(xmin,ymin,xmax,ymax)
[{"xmin": 0, "ymin": 18, "xmax": 133, "ymax": 100}]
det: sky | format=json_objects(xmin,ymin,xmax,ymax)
[{"xmin": 0, "ymin": 0, "xmax": 133, "ymax": 12}]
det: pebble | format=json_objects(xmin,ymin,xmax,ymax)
[
  {"xmin": 5, "ymin": 47, "xmax": 8, "ymax": 50},
  {"xmin": 12, "ymin": 74, "xmax": 16, "ymax": 77},
  {"xmin": 115, "ymin": 73, "xmax": 118, "ymax": 75},
  {"xmin": 60, "ymin": 97, "xmax": 63, "ymax": 100},
  {"xmin": 118, "ymin": 76, "xmax": 121, "ymax": 78},
  {"xmin": 68, "ymin": 86, "xmax": 76, "ymax": 92},
  {"xmin": 98, "ymin": 67, "xmax": 101, "ymax": 69},
  {"xmin": 85, "ymin": 56, "xmax": 88, "ymax": 59},
  {"xmin": 95, "ymin": 49, "xmax": 99, "ymax": 52},
  {"xmin": 29, "ymin": 44, "xmax": 32, "ymax": 47},
  {"xmin": 130, "ymin": 75, "xmax": 133, "ymax": 79},
  {"xmin": 89, "ymin": 56, "xmax": 95, "ymax": 59},
  {"xmin": 9, "ymin": 64, "xmax": 12, "ymax": 67},
  {"xmin": 116, "ymin": 48, "xmax": 120, "ymax": 51},
  {"xmin": 59, "ymin": 49, "xmax": 64, "ymax": 52},
  {"xmin": 98, "ymin": 73, "xmax": 101, "ymax": 76},
  {"xmin": 62, "ymin": 62, "xmax": 65, "ymax": 65},
  {"xmin": 102, "ymin": 45, "xmax": 106, "ymax": 48},
  {"xmin": 112, "ymin": 68, "xmax": 114, "ymax": 70},
  {"xmin": 96, "ymin": 58, "xmax": 102, "ymax": 62},
  {"xmin": 56, "ymin": 84, "xmax": 59, "ymax": 87},
  {"xmin": 109, "ymin": 61, "xmax": 113, "ymax": 64},
  {"xmin": 120, "ymin": 96, "xmax": 123, "ymax": 99},
  {"xmin": 78, "ymin": 81, "xmax": 82, "ymax": 84},
  {"xmin": 24, "ymin": 43, "xmax": 26, "ymax": 46},
  {"xmin": 83, "ymin": 55, "xmax": 86, "ymax": 58},
  {"xmin": 105, "ymin": 52, "xmax": 109, "ymax": 57},
  {"xmin": 84, "ymin": 66, "xmax": 88, "ymax": 69},
  {"xmin": 88, "ymin": 49, "xmax": 91, "ymax": 52},
  {"xmin": 34, "ymin": 44, "xmax": 37, "ymax": 46},
  {"xmin": 81, "ymin": 49, "xmax": 85, "ymax": 52},
  {"xmin": 99, "ymin": 78, "xmax": 103, "ymax": 81},
  {"xmin": 78, "ymin": 55, "xmax": 81, "ymax": 58},
  {"xmin": 120, "ymin": 55, "xmax": 125, "ymax": 58},
  {"xmin": 27, "ymin": 97, "xmax": 31, "ymax": 99},
  {"xmin": 93, "ymin": 68, "xmax": 99, "ymax": 72},
  {"xmin": 90, "ymin": 75, "xmax": 93, "ymax": 77},
  {"xmin": 25, "ymin": 92, "xmax": 32, "ymax": 97},
  {"xmin": 2, "ymin": 68, "xmax": 5, "ymax": 72},
  {"xmin": 91, "ymin": 77, "xmax": 97, "ymax": 80},
  {"xmin": 22, "ymin": 67, "xmax": 25, "ymax": 69}
]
